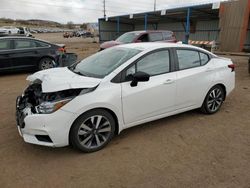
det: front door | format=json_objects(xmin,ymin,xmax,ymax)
[{"xmin": 121, "ymin": 49, "xmax": 177, "ymax": 125}]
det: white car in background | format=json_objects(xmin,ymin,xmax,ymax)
[
  {"xmin": 16, "ymin": 43, "xmax": 235, "ymax": 152},
  {"xmin": 0, "ymin": 26, "xmax": 19, "ymax": 34}
]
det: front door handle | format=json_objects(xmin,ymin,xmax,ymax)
[{"xmin": 163, "ymin": 79, "xmax": 175, "ymax": 84}]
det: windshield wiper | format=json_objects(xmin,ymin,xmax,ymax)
[
  {"xmin": 67, "ymin": 67, "xmax": 88, "ymax": 76},
  {"xmin": 73, "ymin": 71, "xmax": 88, "ymax": 76},
  {"xmin": 68, "ymin": 63, "xmax": 77, "ymax": 70}
]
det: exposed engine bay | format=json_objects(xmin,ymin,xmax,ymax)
[
  {"xmin": 16, "ymin": 82, "xmax": 82, "ymax": 128},
  {"xmin": 20, "ymin": 83, "xmax": 82, "ymax": 113}
]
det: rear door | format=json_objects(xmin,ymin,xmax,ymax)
[
  {"xmin": 10, "ymin": 39, "xmax": 41, "ymax": 69},
  {"xmin": 174, "ymin": 48, "xmax": 214, "ymax": 109},
  {"xmin": 0, "ymin": 39, "xmax": 13, "ymax": 70}
]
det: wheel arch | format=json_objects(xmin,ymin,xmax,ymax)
[
  {"xmin": 68, "ymin": 107, "xmax": 120, "ymax": 144},
  {"xmin": 214, "ymin": 83, "xmax": 227, "ymax": 100},
  {"xmin": 204, "ymin": 83, "xmax": 227, "ymax": 102},
  {"xmin": 38, "ymin": 55, "xmax": 56, "ymax": 62},
  {"xmin": 37, "ymin": 56, "xmax": 57, "ymax": 70}
]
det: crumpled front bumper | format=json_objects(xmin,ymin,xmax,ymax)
[{"xmin": 16, "ymin": 95, "xmax": 76, "ymax": 147}]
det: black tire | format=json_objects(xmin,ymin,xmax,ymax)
[
  {"xmin": 38, "ymin": 57, "xmax": 55, "ymax": 70},
  {"xmin": 201, "ymin": 85, "xmax": 225, "ymax": 114},
  {"xmin": 69, "ymin": 109, "xmax": 116, "ymax": 153}
]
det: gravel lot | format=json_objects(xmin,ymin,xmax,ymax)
[{"xmin": 0, "ymin": 33, "xmax": 250, "ymax": 188}]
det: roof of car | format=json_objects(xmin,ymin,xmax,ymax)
[
  {"xmin": 0, "ymin": 36, "xmax": 52, "ymax": 44},
  {"xmin": 0, "ymin": 36, "xmax": 34, "ymax": 40},
  {"xmin": 127, "ymin": 30, "xmax": 173, "ymax": 34},
  {"xmin": 117, "ymin": 42, "xmax": 215, "ymax": 55}
]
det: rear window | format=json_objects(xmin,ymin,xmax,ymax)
[
  {"xmin": 149, "ymin": 33, "xmax": 163, "ymax": 42},
  {"xmin": 163, "ymin": 32, "xmax": 173, "ymax": 40},
  {"xmin": 0, "ymin": 40, "xmax": 11, "ymax": 50},
  {"xmin": 200, "ymin": 52, "xmax": 209, "ymax": 65},
  {"xmin": 36, "ymin": 41, "xmax": 50, "ymax": 47}
]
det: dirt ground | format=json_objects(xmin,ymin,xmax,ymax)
[{"xmin": 0, "ymin": 33, "xmax": 250, "ymax": 188}]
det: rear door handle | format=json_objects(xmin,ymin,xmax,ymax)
[{"xmin": 163, "ymin": 79, "xmax": 175, "ymax": 84}]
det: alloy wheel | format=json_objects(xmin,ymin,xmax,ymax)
[
  {"xmin": 77, "ymin": 115, "xmax": 112, "ymax": 149},
  {"xmin": 207, "ymin": 88, "xmax": 223, "ymax": 112},
  {"xmin": 40, "ymin": 59, "xmax": 55, "ymax": 70}
]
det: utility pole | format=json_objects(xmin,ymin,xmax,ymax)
[
  {"xmin": 103, "ymin": 0, "xmax": 106, "ymax": 19},
  {"xmin": 154, "ymin": 0, "xmax": 156, "ymax": 11}
]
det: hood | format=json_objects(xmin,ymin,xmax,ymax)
[
  {"xmin": 100, "ymin": 40, "xmax": 122, "ymax": 49},
  {"xmin": 27, "ymin": 67, "xmax": 101, "ymax": 93}
]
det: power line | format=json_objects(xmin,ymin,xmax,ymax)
[
  {"xmin": 103, "ymin": 0, "xmax": 106, "ymax": 18},
  {"xmin": 105, "ymin": 5, "xmax": 153, "ymax": 12},
  {"xmin": 1, "ymin": 0, "xmax": 188, "ymax": 19},
  {"xmin": 105, "ymin": 0, "xmax": 154, "ymax": 7}
]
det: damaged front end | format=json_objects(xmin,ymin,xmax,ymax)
[{"xmin": 16, "ymin": 81, "xmax": 92, "ymax": 129}]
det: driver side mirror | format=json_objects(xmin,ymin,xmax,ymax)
[{"xmin": 130, "ymin": 71, "xmax": 150, "ymax": 87}]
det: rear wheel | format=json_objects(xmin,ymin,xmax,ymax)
[
  {"xmin": 38, "ymin": 57, "xmax": 55, "ymax": 70},
  {"xmin": 69, "ymin": 109, "xmax": 115, "ymax": 153},
  {"xmin": 201, "ymin": 85, "xmax": 225, "ymax": 114}
]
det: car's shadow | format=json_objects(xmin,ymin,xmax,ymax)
[{"xmin": 19, "ymin": 109, "xmax": 204, "ymax": 155}]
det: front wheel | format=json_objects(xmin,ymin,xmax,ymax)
[
  {"xmin": 69, "ymin": 110, "xmax": 115, "ymax": 153},
  {"xmin": 201, "ymin": 85, "xmax": 225, "ymax": 114}
]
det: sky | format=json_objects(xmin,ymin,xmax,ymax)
[{"xmin": 0, "ymin": 0, "xmax": 224, "ymax": 24}]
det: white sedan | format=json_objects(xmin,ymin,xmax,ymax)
[
  {"xmin": 0, "ymin": 26, "xmax": 19, "ymax": 34},
  {"xmin": 16, "ymin": 43, "xmax": 235, "ymax": 152}
]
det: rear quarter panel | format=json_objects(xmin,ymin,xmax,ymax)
[{"xmin": 210, "ymin": 57, "xmax": 235, "ymax": 96}]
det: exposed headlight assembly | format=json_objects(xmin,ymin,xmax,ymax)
[
  {"xmin": 37, "ymin": 87, "xmax": 97, "ymax": 114},
  {"xmin": 37, "ymin": 98, "xmax": 72, "ymax": 114}
]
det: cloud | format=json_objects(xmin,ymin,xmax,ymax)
[{"xmin": 0, "ymin": 0, "xmax": 225, "ymax": 23}]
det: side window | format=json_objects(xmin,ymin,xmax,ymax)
[
  {"xmin": 126, "ymin": 50, "xmax": 170, "ymax": 77},
  {"xmin": 14, "ymin": 40, "xmax": 36, "ymax": 49},
  {"xmin": 149, "ymin": 33, "xmax": 163, "ymax": 42},
  {"xmin": 177, "ymin": 50, "xmax": 200, "ymax": 70},
  {"xmin": 137, "ymin": 34, "xmax": 149, "ymax": 42},
  {"xmin": 200, "ymin": 52, "xmax": 209, "ymax": 65},
  {"xmin": 0, "ymin": 40, "xmax": 11, "ymax": 50}
]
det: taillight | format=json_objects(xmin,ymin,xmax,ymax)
[
  {"xmin": 228, "ymin": 64, "xmax": 235, "ymax": 72},
  {"xmin": 58, "ymin": 47, "xmax": 66, "ymax": 53}
]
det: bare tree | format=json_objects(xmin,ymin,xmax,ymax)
[
  {"xmin": 66, "ymin": 21, "xmax": 74, "ymax": 29},
  {"xmin": 80, "ymin": 23, "xmax": 87, "ymax": 30}
]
